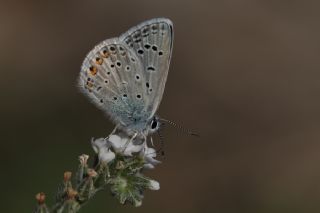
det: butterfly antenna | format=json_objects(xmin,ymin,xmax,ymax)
[
  {"xmin": 157, "ymin": 125, "xmax": 166, "ymax": 157},
  {"xmin": 159, "ymin": 118, "xmax": 200, "ymax": 137}
]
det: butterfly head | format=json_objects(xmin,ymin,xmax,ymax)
[
  {"xmin": 147, "ymin": 116, "xmax": 161, "ymax": 134},
  {"xmin": 120, "ymin": 114, "xmax": 161, "ymax": 137}
]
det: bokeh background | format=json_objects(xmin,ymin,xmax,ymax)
[{"xmin": 1, "ymin": 0, "xmax": 320, "ymax": 212}]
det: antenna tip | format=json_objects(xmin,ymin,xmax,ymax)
[{"xmin": 190, "ymin": 132, "xmax": 200, "ymax": 137}]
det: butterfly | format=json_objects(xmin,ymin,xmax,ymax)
[{"xmin": 78, "ymin": 18, "xmax": 173, "ymax": 142}]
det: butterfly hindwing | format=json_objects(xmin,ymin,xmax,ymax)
[{"xmin": 79, "ymin": 38, "xmax": 148, "ymax": 128}]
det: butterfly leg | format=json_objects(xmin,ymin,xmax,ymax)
[
  {"xmin": 141, "ymin": 133, "xmax": 149, "ymax": 153},
  {"xmin": 150, "ymin": 137, "xmax": 155, "ymax": 147},
  {"xmin": 104, "ymin": 125, "xmax": 119, "ymax": 140},
  {"xmin": 122, "ymin": 132, "xmax": 138, "ymax": 153}
]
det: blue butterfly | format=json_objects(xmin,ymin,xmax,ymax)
[{"xmin": 79, "ymin": 18, "xmax": 173, "ymax": 142}]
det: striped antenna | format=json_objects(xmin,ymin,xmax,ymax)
[{"xmin": 159, "ymin": 118, "xmax": 200, "ymax": 137}]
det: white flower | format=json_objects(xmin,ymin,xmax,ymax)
[
  {"xmin": 79, "ymin": 154, "xmax": 89, "ymax": 166},
  {"xmin": 148, "ymin": 180, "xmax": 160, "ymax": 190},
  {"xmin": 91, "ymin": 138, "xmax": 115, "ymax": 163},
  {"xmin": 143, "ymin": 147, "xmax": 161, "ymax": 169},
  {"xmin": 91, "ymin": 138, "xmax": 108, "ymax": 152},
  {"xmin": 108, "ymin": 134, "xmax": 144, "ymax": 156},
  {"xmin": 134, "ymin": 200, "xmax": 142, "ymax": 207}
]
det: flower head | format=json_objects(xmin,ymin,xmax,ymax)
[
  {"xmin": 63, "ymin": 171, "xmax": 72, "ymax": 182},
  {"xmin": 142, "ymin": 147, "xmax": 161, "ymax": 169},
  {"xmin": 148, "ymin": 180, "xmax": 160, "ymax": 190},
  {"xmin": 87, "ymin": 168, "xmax": 98, "ymax": 178},
  {"xmin": 67, "ymin": 188, "xmax": 78, "ymax": 200},
  {"xmin": 107, "ymin": 134, "xmax": 144, "ymax": 156},
  {"xmin": 35, "ymin": 192, "xmax": 46, "ymax": 205},
  {"xmin": 79, "ymin": 154, "xmax": 89, "ymax": 166},
  {"xmin": 91, "ymin": 138, "xmax": 115, "ymax": 163}
]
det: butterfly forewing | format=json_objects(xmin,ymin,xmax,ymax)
[
  {"xmin": 79, "ymin": 18, "xmax": 173, "ymax": 133},
  {"xmin": 120, "ymin": 18, "xmax": 173, "ymax": 118}
]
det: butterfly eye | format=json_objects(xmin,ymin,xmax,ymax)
[{"xmin": 151, "ymin": 119, "xmax": 158, "ymax": 129}]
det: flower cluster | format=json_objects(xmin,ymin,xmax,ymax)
[
  {"xmin": 91, "ymin": 133, "xmax": 161, "ymax": 206},
  {"xmin": 34, "ymin": 131, "xmax": 161, "ymax": 212}
]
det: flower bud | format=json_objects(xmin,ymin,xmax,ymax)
[
  {"xmin": 35, "ymin": 192, "xmax": 49, "ymax": 213},
  {"xmin": 143, "ymin": 148, "xmax": 161, "ymax": 169},
  {"xmin": 67, "ymin": 188, "xmax": 78, "ymax": 200},
  {"xmin": 63, "ymin": 171, "xmax": 72, "ymax": 182},
  {"xmin": 87, "ymin": 168, "xmax": 98, "ymax": 177},
  {"xmin": 35, "ymin": 192, "xmax": 46, "ymax": 205},
  {"xmin": 148, "ymin": 180, "xmax": 160, "ymax": 190},
  {"xmin": 79, "ymin": 154, "xmax": 89, "ymax": 166},
  {"xmin": 91, "ymin": 138, "xmax": 115, "ymax": 163}
]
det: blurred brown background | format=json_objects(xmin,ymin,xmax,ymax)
[{"xmin": 1, "ymin": 0, "xmax": 320, "ymax": 212}]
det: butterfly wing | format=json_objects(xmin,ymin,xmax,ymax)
[
  {"xmin": 79, "ymin": 38, "xmax": 149, "ymax": 130},
  {"xmin": 120, "ymin": 18, "xmax": 173, "ymax": 119},
  {"xmin": 78, "ymin": 18, "xmax": 173, "ymax": 133}
]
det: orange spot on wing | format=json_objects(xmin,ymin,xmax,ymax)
[
  {"xmin": 86, "ymin": 81, "xmax": 93, "ymax": 88},
  {"xmin": 85, "ymin": 80, "xmax": 94, "ymax": 92},
  {"xmin": 101, "ymin": 50, "xmax": 110, "ymax": 58},
  {"xmin": 89, "ymin": 66, "xmax": 97, "ymax": 75},
  {"xmin": 95, "ymin": 57, "xmax": 103, "ymax": 65}
]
